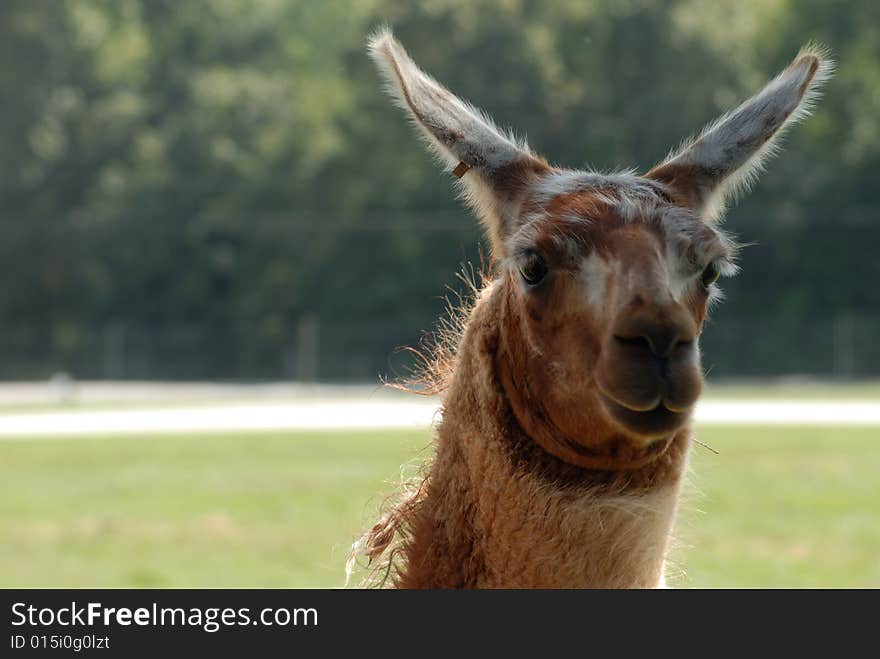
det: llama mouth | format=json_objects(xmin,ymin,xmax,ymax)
[{"xmin": 601, "ymin": 396, "xmax": 689, "ymax": 438}]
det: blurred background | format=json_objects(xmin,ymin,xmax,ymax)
[{"xmin": 1, "ymin": 0, "xmax": 878, "ymax": 587}]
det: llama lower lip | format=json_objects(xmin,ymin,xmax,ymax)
[{"xmin": 602, "ymin": 397, "xmax": 688, "ymax": 437}]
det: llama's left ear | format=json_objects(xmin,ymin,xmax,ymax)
[
  {"xmin": 368, "ymin": 28, "xmax": 551, "ymax": 254},
  {"xmin": 647, "ymin": 45, "xmax": 833, "ymax": 220}
]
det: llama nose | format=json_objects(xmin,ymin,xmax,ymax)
[{"xmin": 614, "ymin": 313, "xmax": 694, "ymax": 359}]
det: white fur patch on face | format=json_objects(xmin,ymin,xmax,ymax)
[
  {"xmin": 665, "ymin": 249, "xmax": 692, "ymax": 303},
  {"xmin": 579, "ymin": 253, "xmax": 611, "ymax": 312}
]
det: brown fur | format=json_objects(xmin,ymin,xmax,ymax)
[
  {"xmin": 352, "ymin": 188, "xmax": 711, "ymax": 588},
  {"xmin": 355, "ymin": 283, "xmax": 688, "ymax": 588}
]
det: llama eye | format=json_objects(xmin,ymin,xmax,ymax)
[
  {"xmin": 700, "ymin": 262, "xmax": 721, "ymax": 288},
  {"xmin": 519, "ymin": 252, "xmax": 548, "ymax": 287}
]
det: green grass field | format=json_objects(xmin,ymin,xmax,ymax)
[{"xmin": 1, "ymin": 425, "xmax": 878, "ymax": 587}]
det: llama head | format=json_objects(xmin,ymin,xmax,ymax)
[{"xmin": 369, "ymin": 29, "xmax": 831, "ymax": 469}]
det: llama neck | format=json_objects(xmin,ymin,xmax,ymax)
[{"xmin": 391, "ymin": 286, "xmax": 690, "ymax": 588}]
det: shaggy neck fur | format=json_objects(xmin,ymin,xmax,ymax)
[{"xmin": 358, "ymin": 283, "xmax": 690, "ymax": 589}]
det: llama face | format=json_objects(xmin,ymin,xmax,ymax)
[
  {"xmin": 496, "ymin": 178, "xmax": 737, "ymax": 466},
  {"xmin": 369, "ymin": 29, "xmax": 830, "ymax": 468}
]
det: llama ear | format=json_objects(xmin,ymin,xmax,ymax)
[
  {"xmin": 647, "ymin": 45, "xmax": 833, "ymax": 220},
  {"xmin": 368, "ymin": 28, "xmax": 551, "ymax": 253}
]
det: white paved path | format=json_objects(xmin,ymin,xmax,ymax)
[{"xmin": 1, "ymin": 400, "xmax": 879, "ymax": 438}]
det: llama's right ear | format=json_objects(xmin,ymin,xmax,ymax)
[
  {"xmin": 368, "ymin": 28, "xmax": 551, "ymax": 254},
  {"xmin": 647, "ymin": 45, "xmax": 832, "ymax": 221}
]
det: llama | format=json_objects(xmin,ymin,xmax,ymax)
[{"xmin": 352, "ymin": 29, "xmax": 831, "ymax": 588}]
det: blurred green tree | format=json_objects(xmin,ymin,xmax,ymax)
[{"xmin": 0, "ymin": 0, "xmax": 876, "ymax": 379}]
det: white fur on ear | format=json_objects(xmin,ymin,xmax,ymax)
[
  {"xmin": 649, "ymin": 44, "xmax": 834, "ymax": 220},
  {"xmin": 367, "ymin": 27, "xmax": 550, "ymax": 253}
]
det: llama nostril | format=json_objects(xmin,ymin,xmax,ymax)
[
  {"xmin": 616, "ymin": 328, "xmax": 690, "ymax": 358},
  {"xmin": 614, "ymin": 335, "xmax": 652, "ymax": 351}
]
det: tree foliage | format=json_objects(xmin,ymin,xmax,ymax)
[{"xmin": 1, "ymin": 0, "xmax": 877, "ymax": 379}]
